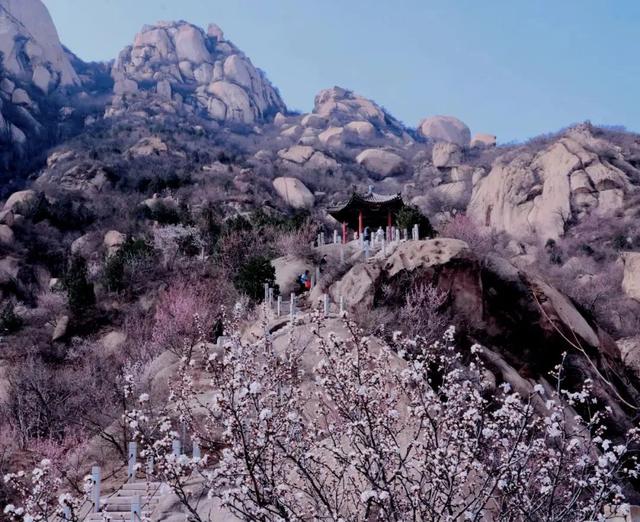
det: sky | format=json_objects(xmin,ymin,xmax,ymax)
[{"xmin": 44, "ymin": 0, "xmax": 640, "ymax": 143}]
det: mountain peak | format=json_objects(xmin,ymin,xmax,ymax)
[
  {"xmin": 109, "ymin": 20, "xmax": 286, "ymax": 124},
  {"xmin": 0, "ymin": 0, "xmax": 80, "ymax": 91},
  {"xmin": 313, "ymin": 86, "xmax": 405, "ymax": 134}
]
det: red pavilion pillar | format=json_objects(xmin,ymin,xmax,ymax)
[
  {"xmin": 358, "ymin": 209, "xmax": 363, "ymax": 238},
  {"xmin": 387, "ymin": 211, "xmax": 392, "ymax": 241},
  {"xmin": 342, "ymin": 222, "xmax": 347, "ymax": 244}
]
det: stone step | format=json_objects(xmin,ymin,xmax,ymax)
[
  {"xmin": 86, "ymin": 512, "xmax": 131, "ymax": 521},
  {"xmin": 102, "ymin": 501, "xmax": 159, "ymax": 512},
  {"xmin": 103, "ymin": 496, "xmax": 160, "ymax": 505},
  {"xmin": 120, "ymin": 482, "xmax": 162, "ymax": 490},
  {"xmin": 113, "ymin": 491, "xmax": 161, "ymax": 499}
]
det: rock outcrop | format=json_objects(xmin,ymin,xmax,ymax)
[
  {"xmin": 313, "ymin": 86, "xmax": 403, "ymax": 133},
  {"xmin": 0, "ymin": 0, "xmax": 95, "ymax": 175},
  {"xmin": 471, "ymin": 133, "xmax": 497, "ymax": 148},
  {"xmin": 127, "ymin": 136, "xmax": 169, "ymax": 158},
  {"xmin": 468, "ymin": 124, "xmax": 638, "ymax": 241},
  {"xmin": 272, "ymin": 177, "xmax": 314, "ymax": 209},
  {"xmin": 3, "ymin": 190, "xmax": 38, "ymax": 216},
  {"xmin": 104, "ymin": 230, "xmax": 126, "ymax": 256},
  {"xmin": 419, "ymin": 115, "xmax": 471, "ymax": 147},
  {"xmin": 329, "ymin": 239, "xmax": 471, "ymax": 309},
  {"xmin": 277, "ymin": 145, "xmax": 315, "ymax": 165},
  {"xmin": 323, "ymin": 239, "xmax": 639, "ymax": 436},
  {"xmin": 622, "ymin": 252, "xmax": 640, "ymax": 302},
  {"xmin": 356, "ymin": 149, "xmax": 408, "ymax": 179},
  {"xmin": 618, "ymin": 337, "xmax": 640, "ymax": 381},
  {"xmin": 0, "ymin": 224, "xmax": 14, "ymax": 246},
  {"xmin": 109, "ymin": 21, "xmax": 286, "ymax": 124},
  {"xmin": 432, "ymin": 142, "xmax": 462, "ymax": 168},
  {"xmin": 51, "ymin": 315, "xmax": 69, "ymax": 342},
  {"xmin": 0, "ymin": 0, "xmax": 80, "ymax": 90}
]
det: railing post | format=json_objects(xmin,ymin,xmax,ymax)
[
  {"xmin": 277, "ymin": 295, "xmax": 282, "ymax": 317},
  {"xmin": 263, "ymin": 283, "xmax": 269, "ymax": 303},
  {"xmin": 333, "ymin": 230, "xmax": 338, "ymax": 244},
  {"xmin": 415, "ymin": 224, "xmax": 420, "ymax": 240},
  {"xmin": 131, "ymin": 495, "xmax": 141, "ymax": 522},
  {"xmin": 193, "ymin": 440, "xmax": 201, "ymax": 460},
  {"xmin": 127, "ymin": 441, "xmax": 137, "ymax": 481},
  {"xmin": 364, "ymin": 240, "xmax": 370, "ymax": 259},
  {"xmin": 315, "ymin": 267, "xmax": 320, "ymax": 286},
  {"xmin": 91, "ymin": 465, "xmax": 101, "ymax": 513},
  {"xmin": 290, "ymin": 293, "xmax": 295, "ymax": 323},
  {"xmin": 323, "ymin": 294, "xmax": 329, "ymax": 317},
  {"xmin": 268, "ymin": 287, "xmax": 274, "ymax": 309},
  {"xmin": 172, "ymin": 439, "xmax": 181, "ymax": 457}
]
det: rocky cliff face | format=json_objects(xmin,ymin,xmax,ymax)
[
  {"xmin": 108, "ymin": 21, "xmax": 286, "ymax": 124},
  {"xmin": 468, "ymin": 124, "xmax": 640, "ymax": 241},
  {"xmin": 312, "ymin": 86, "xmax": 405, "ymax": 134},
  {"xmin": 0, "ymin": 0, "xmax": 80, "ymax": 91},
  {"xmin": 0, "ymin": 0, "xmax": 107, "ymax": 187}
]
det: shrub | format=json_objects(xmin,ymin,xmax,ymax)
[
  {"xmin": 62, "ymin": 256, "xmax": 95, "ymax": 316},
  {"xmin": 440, "ymin": 213, "xmax": 493, "ymax": 255},
  {"xmin": 274, "ymin": 219, "xmax": 317, "ymax": 258},
  {"xmin": 233, "ymin": 256, "xmax": 278, "ymax": 301},
  {"xmin": 223, "ymin": 214, "xmax": 252, "ymax": 234},
  {"xmin": 103, "ymin": 238, "xmax": 156, "ymax": 293},
  {"xmin": 195, "ymin": 204, "xmax": 222, "ymax": 254},
  {"xmin": 151, "ymin": 276, "xmax": 236, "ymax": 353},
  {"xmin": 400, "ymin": 282, "xmax": 448, "ymax": 344},
  {"xmin": 42, "ymin": 197, "xmax": 95, "ymax": 231},
  {"xmin": 395, "ymin": 205, "xmax": 435, "ymax": 238},
  {"xmin": 152, "ymin": 225, "xmax": 203, "ymax": 268},
  {"xmin": 0, "ymin": 302, "xmax": 22, "ymax": 335},
  {"xmin": 613, "ymin": 233, "xmax": 631, "ymax": 251},
  {"xmin": 177, "ymin": 233, "xmax": 202, "ymax": 257},
  {"xmin": 545, "ymin": 239, "xmax": 564, "ymax": 265},
  {"xmin": 215, "ymin": 228, "xmax": 275, "ymax": 273},
  {"xmin": 140, "ymin": 201, "xmax": 182, "ymax": 225},
  {"xmin": 250, "ymin": 208, "xmax": 311, "ymax": 232}
]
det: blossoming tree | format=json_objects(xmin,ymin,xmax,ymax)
[{"xmin": 123, "ymin": 309, "xmax": 640, "ymax": 521}]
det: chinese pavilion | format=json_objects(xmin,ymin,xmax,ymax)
[{"xmin": 328, "ymin": 187, "xmax": 404, "ymax": 241}]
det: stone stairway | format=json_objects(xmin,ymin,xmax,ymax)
[{"xmin": 85, "ymin": 481, "xmax": 164, "ymax": 521}]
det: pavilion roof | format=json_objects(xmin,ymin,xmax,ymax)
[
  {"xmin": 328, "ymin": 191, "xmax": 403, "ymax": 213},
  {"xmin": 328, "ymin": 190, "xmax": 404, "ymax": 228}
]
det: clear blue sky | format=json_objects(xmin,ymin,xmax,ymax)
[{"xmin": 44, "ymin": 0, "xmax": 640, "ymax": 143}]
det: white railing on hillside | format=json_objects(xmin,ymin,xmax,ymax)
[{"xmin": 316, "ymin": 225, "xmax": 419, "ymax": 250}]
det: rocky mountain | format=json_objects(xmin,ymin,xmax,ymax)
[
  {"xmin": 2, "ymin": 3, "xmax": 640, "ymax": 516},
  {"xmin": 108, "ymin": 21, "xmax": 286, "ymax": 125},
  {"xmin": 0, "ymin": 0, "xmax": 109, "ymax": 190},
  {"xmin": 0, "ymin": 0, "xmax": 79, "ymax": 90}
]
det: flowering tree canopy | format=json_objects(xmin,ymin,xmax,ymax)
[{"xmin": 120, "ymin": 310, "xmax": 640, "ymax": 521}]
